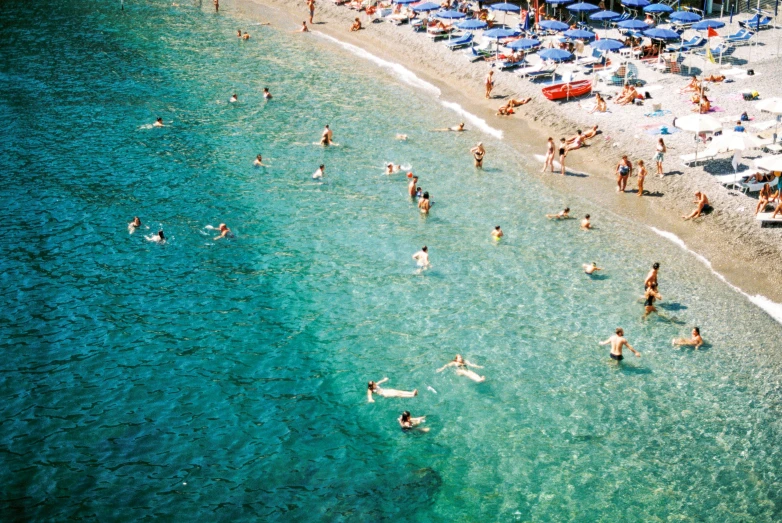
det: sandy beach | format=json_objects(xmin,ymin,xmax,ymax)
[{"xmin": 236, "ymin": 0, "xmax": 782, "ymax": 306}]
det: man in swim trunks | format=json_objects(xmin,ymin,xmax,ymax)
[
  {"xmin": 412, "ymin": 246, "xmax": 430, "ymax": 268},
  {"xmin": 471, "ymin": 142, "xmax": 485, "ymax": 168},
  {"xmin": 408, "ymin": 175, "xmax": 418, "ymax": 198},
  {"xmin": 682, "ymin": 191, "xmax": 711, "ymax": 220},
  {"xmin": 644, "ymin": 262, "xmax": 659, "ymax": 289},
  {"xmin": 485, "ymin": 70, "xmax": 494, "ymax": 99},
  {"xmin": 491, "ymin": 225, "xmax": 503, "ymax": 240},
  {"xmin": 307, "ymin": 0, "xmax": 315, "ymax": 24},
  {"xmin": 580, "ymin": 214, "xmax": 592, "ymax": 230},
  {"xmin": 320, "ymin": 124, "xmax": 332, "ymax": 146},
  {"xmin": 433, "ymin": 122, "xmax": 465, "ymax": 132},
  {"xmin": 254, "ymin": 154, "xmax": 264, "ymax": 166},
  {"xmin": 599, "ymin": 328, "xmax": 640, "ymax": 362}
]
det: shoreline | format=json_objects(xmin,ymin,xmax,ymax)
[{"xmin": 233, "ymin": 0, "xmax": 782, "ymax": 315}]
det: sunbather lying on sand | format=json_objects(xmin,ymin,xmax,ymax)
[
  {"xmin": 704, "ymin": 74, "xmax": 726, "ymax": 82},
  {"xmin": 496, "ymin": 97, "xmax": 531, "ymax": 115},
  {"xmin": 683, "ymin": 191, "xmax": 711, "ymax": 220},
  {"xmin": 582, "ymin": 124, "xmax": 599, "ymax": 139}
]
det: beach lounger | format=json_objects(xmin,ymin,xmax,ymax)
[
  {"xmin": 756, "ymin": 212, "xmax": 782, "ymax": 225},
  {"xmin": 524, "ymin": 64, "xmax": 557, "ymax": 81},
  {"xmin": 725, "ymin": 28, "xmax": 754, "ymax": 45},
  {"xmin": 444, "ymin": 32, "xmax": 473, "ymax": 50},
  {"xmin": 666, "ymin": 36, "xmax": 705, "ymax": 52},
  {"xmin": 740, "ymin": 15, "xmax": 773, "ymax": 30},
  {"xmin": 680, "ymin": 147, "xmax": 720, "ymax": 166},
  {"xmin": 696, "ymin": 43, "xmax": 732, "ymax": 58},
  {"xmin": 498, "ymin": 58, "xmax": 527, "ymax": 71},
  {"xmin": 466, "ymin": 46, "xmax": 493, "ymax": 62}
]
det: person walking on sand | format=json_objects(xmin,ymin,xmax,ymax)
[
  {"xmin": 491, "ymin": 225, "xmax": 503, "ymax": 240},
  {"xmin": 471, "ymin": 142, "xmax": 485, "ymax": 168},
  {"xmin": 673, "ymin": 327, "xmax": 704, "ymax": 349},
  {"xmin": 408, "ymin": 175, "xmax": 418, "ymax": 198},
  {"xmin": 615, "ymin": 155, "xmax": 632, "ymax": 193},
  {"xmin": 636, "ymin": 160, "xmax": 647, "ymax": 197},
  {"xmin": 541, "ymin": 137, "xmax": 555, "ymax": 173},
  {"xmin": 654, "ymin": 138, "xmax": 666, "ymax": 178},
  {"xmin": 599, "ymin": 328, "xmax": 640, "ymax": 362},
  {"xmin": 367, "ymin": 379, "xmax": 417, "ymax": 402},
  {"xmin": 558, "ymin": 138, "xmax": 567, "ymax": 175},
  {"xmin": 485, "ymin": 70, "xmax": 494, "ymax": 99},
  {"xmin": 644, "ymin": 262, "xmax": 660, "ymax": 289},
  {"xmin": 307, "ymin": 0, "xmax": 315, "ymax": 24}
]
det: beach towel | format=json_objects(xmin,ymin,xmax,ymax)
[
  {"xmin": 708, "ymin": 106, "xmax": 725, "ymax": 113},
  {"xmin": 645, "ymin": 126, "xmax": 680, "ymax": 136},
  {"xmin": 644, "ymin": 109, "xmax": 672, "ymax": 118}
]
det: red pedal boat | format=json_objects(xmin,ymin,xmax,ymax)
[{"xmin": 542, "ymin": 79, "xmax": 592, "ymax": 101}]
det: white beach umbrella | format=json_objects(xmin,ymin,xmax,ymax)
[
  {"xmin": 711, "ymin": 132, "xmax": 761, "ymax": 152},
  {"xmin": 755, "ymin": 155, "xmax": 782, "ymax": 172},
  {"xmin": 756, "ymin": 97, "xmax": 782, "ymax": 143},
  {"xmin": 675, "ymin": 114, "xmax": 722, "ymax": 163}
]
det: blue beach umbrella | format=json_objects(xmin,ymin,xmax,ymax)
[
  {"xmin": 507, "ymin": 38, "xmax": 542, "ymax": 49},
  {"xmin": 591, "ymin": 38, "xmax": 625, "ymax": 50},
  {"xmin": 669, "ymin": 11, "xmax": 701, "ymax": 23},
  {"xmin": 412, "ymin": 2, "xmax": 441, "ymax": 12},
  {"xmin": 617, "ymin": 19, "xmax": 650, "ymax": 29},
  {"xmin": 489, "ymin": 2, "xmax": 522, "ymax": 12},
  {"xmin": 540, "ymin": 19, "xmax": 570, "ymax": 31},
  {"xmin": 392, "ymin": 0, "xmax": 418, "ymax": 4},
  {"xmin": 590, "ymin": 9, "xmax": 621, "ymax": 20},
  {"xmin": 483, "ymin": 27, "xmax": 520, "ymax": 39},
  {"xmin": 547, "ymin": 0, "xmax": 575, "ymax": 4},
  {"xmin": 564, "ymin": 28, "xmax": 596, "ymax": 40},
  {"xmin": 436, "ymin": 9, "xmax": 467, "ymax": 19},
  {"xmin": 643, "ymin": 3, "xmax": 673, "ymax": 13},
  {"xmin": 691, "ymin": 19, "xmax": 725, "ymax": 29},
  {"xmin": 568, "ymin": 1, "xmax": 600, "ymax": 11},
  {"xmin": 644, "ymin": 27, "xmax": 681, "ymax": 39},
  {"xmin": 456, "ymin": 18, "xmax": 489, "ymax": 29},
  {"xmin": 622, "ymin": 0, "xmax": 650, "ymax": 7},
  {"xmin": 539, "ymin": 48, "xmax": 574, "ymax": 61}
]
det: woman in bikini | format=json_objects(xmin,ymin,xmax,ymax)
[
  {"xmin": 398, "ymin": 411, "xmax": 428, "ymax": 432},
  {"xmin": 636, "ymin": 159, "xmax": 647, "ymax": 197},
  {"xmin": 589, "ymin": 92, "xmax": 607, "ymax": 114},
  {"xmin": 654, "ymin": 137, "xmax": 666, "ymax": 178},
  {"xmin": 367, "ymin": 379, "xmax": 418, "ymax": 403},
  {"xmin": 642, "ymin": 283, "xmax": 662, "ymax": 319},
  {"xmin": 437, "ymin": 354, "xmax": 485, "ymax": 382},
  {"xmin": 471, "ymin": 142, "xmax": 486, "ymax": 168},
  {"xmin": 541, "ymin": 137, "xmax": 555, "ymax": 173},
  {"xmin": 558, "ymin": 138, "xmax": 567, "ymax": 175},
  {"xmin": 672, "ymin": 327, "xmax": 704, "ymax": 349}
]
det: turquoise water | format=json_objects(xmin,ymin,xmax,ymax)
[{"xmin": 1, "ymin": 0, "xmax": 782, "ymax": 520}]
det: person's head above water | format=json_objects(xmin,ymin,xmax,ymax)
[
  {"xmin": 156, "ymin": 117, "xmax": 162, "ymax": 123},
  {"xmin": 423, "ymin": 192, "xmax": 429, "ymax": 199},
  {"xmin": 653, "ymin": 262, "xmax": 660, "ymax": 270},
  {"xmin": 585, "ymin": 214, "xmax": 590, "ymax": 219},
  {"xmin": 564, "ymin": 207, "xmax": 570, "ymax": 212},
  {"xmin": 158, "ymin": 230, "xmax": 165, "ymax": 239},
  {"xmin": 319, "ymin": 164, "xmax": 324, "ymax": 170},
  {"xmin": 401, "ymin": 411, "xmax": 411, "ymax": 422},
  {"xmin": 495, "ymin": 226, "xmax": 501, "ymax": 231},
  {"xmin": 454, "ymin": 354, "xmax": 463, "ymax": 363},
  {"xmin": 422, "ymin": 246, "xmax": 427, "ymax": 252},
  {"xmin": 616, "ymin": 328, "xmax": 624, "ymax": 336},
  {"xmin": 367, "ymin": 381, "xmax": 376, "ymax": 390},
  {"xmin": 693, "ymin": 326, "xmax": 700, "ymax": 335},
  {"xmin": 219, "ymin": 223, "xmax": 227, "ymax": 231}
]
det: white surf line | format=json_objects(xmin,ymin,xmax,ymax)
[
  {"xmin": 314, "ymin": 32, "xmax": 503, "ymax": 140},
  {"xmin": 650, "ymin": 227, "xmax": 782, "ymax": 325}
]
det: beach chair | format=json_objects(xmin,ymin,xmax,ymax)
[
  {"xmin": 522, "ymin": 63, "xmax": 558, "ymax": 81},
  {"xmin": 696, "ymin": 43, "xmax": 731, "ymax": 58},
  {"xmin": 445, "ymin": 32, "xmax": 474, "ymax": 50},
  {"xmin": 611, "ymin": 12, "xmax": 631, "ymax": 27},
  {"xmin": 498, "ymin": 58, "xmax": 527, "ymax": 71},
  {"xmin": 725, "ymin": 28, "xmax": 754, "ymax": 45},
  {"xmin": 756, "ymin": 212, "xmax": 782, "ymax": 226},
  {"xmin": 740, "ymin": 15, "xmax": 772, "ymax": 30},
  {"xmin": 576, "ymin": 48, "xmax": 604, "ymax": 67},
  {"xmin": 666, "ymin": 35, "xmax": 705, "ymax": 52},
  {"xmin": 466, "ymin": 44, "xmax": 494, "ymax": 62},
  {"xmin": 680, "ymin": 147, "xmax": 720, "ymax": 166}
]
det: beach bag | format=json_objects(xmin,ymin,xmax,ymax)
[
  {"xmin": 652, "ymin": 102, "xmax": 662, "ymax": 112},
  {"xmin": 747, "ymin": 69, "xmax": 755, "ymax": 76},
  {"xmin": 645, "ymin": 91, "xmax": 652, "ymax": 99}
]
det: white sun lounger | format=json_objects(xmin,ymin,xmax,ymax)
[
  {"xmin": 680, "ymin": 148, "xmax": 721, "ymax": 166},
  {"xmin": 756, "ymin": 212, "xmax": 782, "ymax": 225}
]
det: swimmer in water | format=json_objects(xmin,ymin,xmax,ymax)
[
  {"xmin": 146, "ymin": 229, "xmax": 166, "ymax": 243},
  {"xmin": 437, "ymin": 354, "xmax": 485, "ymax": 382},
  {"xmin": 470, "ymin": 142, "xmax": 485, "ymax": 168},
  {"xmin": 412, "ymin": 246, "xmax": 429, "ymax": 268},
  {"xmin": 386, "ymin": 163, "xmax": 401, "ymax": 175},
  {"xmin": 599, "ymin": 327, "xmax": 640, "ymax": 362},
  {"xmin": 263, "ymin": 88, "xmax": 272, "ymax": 101},
  {"xmin": 320, "ymin": 124, "xmax": 332, "ymax": 146},
  {"xmin": 583, "ymin": 262, "xmax": 602, "ymax": 275},
  {"xmin": 580, "ymin": 214, "xmax": 592, "ymax": 230},
  {"xmin": 229, "ymin": 93, "xmax": 238, "ymax": 103},
  {"xmin": 672, "ymin": 327, "xmax": 704, "ymax": 350},
  {"xmin": 153, "ymin": 117, "xmax": 164, "ymax": 127},
  {"xmin": 491, "ymin": 226, "xmax": 503, "ymax": 240},
  {"xmin": 213, "ymin": 223, "xmax": 232, "ymax": 240},
  {"xmin": 546, "ymin": 207, "xmax": 571, "ymax": 219},
  {"xmin": 299, "ymin": 21, "xmax": 310, "ymax": 32},
  {"xmin": 242, "ymin": 32, "xmax": 250, "ymax": 40},
  {"xmin": 408, "ymin": 176, "xmax": 418, "ymax": 197},
  {"xmin": 642, "ymin": 283, "xmax": 662, "ymax": 319},
  {"xmin": 237, "ymin": 29, "xmax": 242, "ymax": 38},
  {"xmin": 367, "ymin": 379, "xmax": 418, "ymax": 403},
  {"xmin": 432, "ymin": 122, "xmax": 465, "ymax": 132},
  {"xmin": 415, "ymin": 187, "xmax": 422, "ymax": 200},
  {"xmin": 313, "ymin": 164, "xmax": 324, "ymax": 179},
  {"xmin": 398, "ymin": 411, "xmax": 428, "ymax": 432},
  {"xmin": 128, "ymin": 216, "xmax": 141, "ymax": 234},
  {"xmin": 418, "ymin": 192, "xmax": 431, "ymax": 214},
  {"xmin": 253, "ymin": 154, "xmax": 265, "ymax": 167},
  {"xmin": 396, "ymin": 134, "xmax": 408, "ymax": 141}
]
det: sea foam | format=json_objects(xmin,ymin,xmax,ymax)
[
  {"xmin": 650, "ymin": 227, "xmax": 782, "ymax": 325},
  {"xmin": 315, "ymin": 32, "xmax": 503, "ymax": 140}
]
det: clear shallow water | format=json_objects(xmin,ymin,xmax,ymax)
[{"xmin": 1, "ymin": 1, "xmax": 781, "ymax": 520}]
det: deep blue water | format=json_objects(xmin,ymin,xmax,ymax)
[{"xmin": 1, "ymin": 0, "xmax": 781, "ymax": 521}]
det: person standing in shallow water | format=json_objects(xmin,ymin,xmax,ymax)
[
  {"xmin": 599, "ymin": 328, "xmax": 640, "ymax": 362},
  {"xmin": 541, "ymin": 137, "xmax": 555, "ymax": 173},
  {"xmin": 471, "ymin": 142, "xmax": 485, "ymax": 168}
]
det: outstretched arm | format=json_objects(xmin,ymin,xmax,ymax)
[
  {"xmin": 437, "ymin": 362, "xmax": 455, "ymax": 372},
  {"xmin": 367, "ymin": 389, "xmax": 374, "ymax": 403},
  {"xmin": 625, "ymin": 342, "xmax": 641, "ymax": 357},
  {"xmin": 598, "ymin": 338, "xmax": 611, "ymax": 346},
  {"xmin": 465, "ymin": 360, "xmax": 483, "ymax": 369},
  {"xmin": 377, "ymin": 378, "xmax": 389, "ymax": 385}
]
